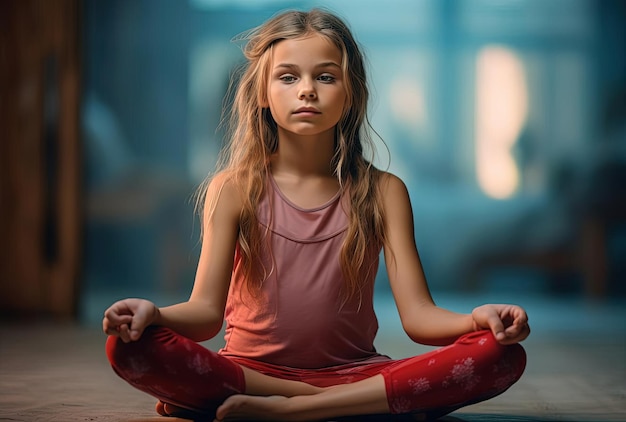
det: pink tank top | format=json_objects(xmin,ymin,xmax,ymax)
[{"xmin": 219, "ymin": 176, "xmax": 384, "ymax": 369}]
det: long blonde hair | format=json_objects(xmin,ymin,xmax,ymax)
[{"xmin": 198, "ymin": 9, "xmax": 386, "ymax": 300}]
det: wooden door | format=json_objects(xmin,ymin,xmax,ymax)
[{"xmin": 0, "ymin": 0, "xmax": 82, "ymax": 318}]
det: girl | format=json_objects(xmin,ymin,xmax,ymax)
[{"xmin": 103, "ymin": 9, "xmax": 529, "ymax": 422}]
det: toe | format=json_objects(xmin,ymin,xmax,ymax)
[{"xmin": 155, "ymin": 401, "xmax": 167, "ymax": 416}]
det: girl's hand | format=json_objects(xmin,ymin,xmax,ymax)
[
  {"xmin": 102, "ymin": 298, "xmax": 160, "ymax": 343},
  {"xmin": 471, "ymin": 304, "xmax": 530, "ymax": 345}
]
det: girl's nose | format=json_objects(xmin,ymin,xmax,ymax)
[{"xmin": 298, "ymin": 84, "xmax": 316, "ymax": 100}]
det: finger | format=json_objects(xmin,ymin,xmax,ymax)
[
  {"xmin": 501, "ymin": 323, "xmax": 530, "ymax": 344},
  {"xmin": 102, "ymin": 314, "xmax": 131, "ymax": 333},
  {"xmin": 503, "ymin": 325, "xmax": 526, "ymax": 344},
  {"xmin": 503, "ymin": 305, "xmax": 526, "ymax": 322},
  {"xmin": 516, "ymin": 323, "xmax": 531, "ymax": 341},
  {"xmin": 104, "ymin": 307, "xmax": 133, "ymax": 326},
  {"xmin": 487, "ymin": 314, "xmax": 506, "ymax": 342},
  {"xmin": 103, "ymin": 322, "xmax": 120, "ymax": 337},
  {"xmin": 499, "ymin": 306, "xmax": 527, "ymax": 330},
  {"xmin": 102, "ymin": 317, "xmax": 111, "ymax": 335},
  {"xmin": 128, "ymin": 307, "xmax": 154, "ymax": 341},
  {"xmin": 102, "ymin": 316, "xmax": 120, "ymax": 336},
  {"xmin": 514, "ymin": 310, "xmax": 529, "ymax": 326},
  {"xmin": 118, "ymin": 324, "xmax": 132, "ymax": 343},
  {"xmin": 129, "ymin": 325, "xmax": 144, "ymax": 341},
  {"xmin": 504, "ymin": 324, "xmax": 520, "ymax": 336}
]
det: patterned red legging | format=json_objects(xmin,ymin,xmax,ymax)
[{"xmin": 106, "ymin": 327, "xmax": 526, "ymax": 421}]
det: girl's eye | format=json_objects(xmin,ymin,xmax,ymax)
[
  {"xmin": 279, "ymin": 75, "xmax": 297, "ymax": 83},
  {"xmin": 318, "ymin": 74, "xmax": 335, "ymax": 83}
]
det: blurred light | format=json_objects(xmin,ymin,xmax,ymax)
[
  {"xmin": 475, "ymin": 45, "xmax": 528, "ymax": 199},
  {"xmin": 389, "ymin": 76, "xmax": 427, "ymax": 132}
]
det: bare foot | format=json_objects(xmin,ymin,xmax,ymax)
[
  {"xmin": 156, "ymin": 400, "xmax": 212, "ymax": 420},
  {"xmin": 214, "ymin": 395, "xmax": 293, "ymax": 421}
]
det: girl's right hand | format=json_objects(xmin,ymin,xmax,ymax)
[{"xmin": 102, "ymin": 298, "xmax": 160, "ymax": 343}]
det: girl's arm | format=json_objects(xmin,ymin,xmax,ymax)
[
  {"xmin": 103, "ymin": 174, "xmax": 242, "ymax": 343},
  {"xmin": 156, "ymin": 174, "xmax": 242, "ymax": 341},
  {"xmin": 379, "ymin": 173, "xmax": 529, "ymax": 346}
]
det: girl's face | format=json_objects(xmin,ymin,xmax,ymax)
[{"xmin": 266, "ymin": 33, "xmax": 347, "ymax": 139}]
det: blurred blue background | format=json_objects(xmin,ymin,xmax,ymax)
[{"xmin": 80, "ymin": 0, "xmax": 626, "ymax": 323}]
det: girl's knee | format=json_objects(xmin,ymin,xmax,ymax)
[
  {"xmin": 105, "ymin": 326, "xmax": 173, "ymax": 374},
  {"xmin": 382, "ymin": 332, "xmax": 527, "ymax": 415},
  {"xmin": 468, "ymin": 331, "xmax": 527, "ymax": 387},
  {"xmin": 453, "ymin": 330, "xmax": 526, "ymax": 389}
]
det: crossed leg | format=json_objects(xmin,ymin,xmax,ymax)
[
  {"xmin": 107, "ymin": 328, "xmax": 525, "ymax": 422},
  {"xmin": 106, "ymin": 327, "xmax": 351, "ymax": 419},
  {"xmin": 215, "ymin": 331, "xmax": 526, "ymax": 421},
  {"xmin": 144, "ymin": 357, "xmax": 388, "ymax": 421},
  {"xmin": 215, "ymin": 372, "xmax": 389, "ymax": 421}
]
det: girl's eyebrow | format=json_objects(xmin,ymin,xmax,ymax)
[{"xmin": 274, "ymin": 62, "xmax": 341, "ymax": 70}]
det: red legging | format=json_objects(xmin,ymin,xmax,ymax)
[{"xmin": 106, "ymin": 327, "xmax": 526, "ymax": 420}]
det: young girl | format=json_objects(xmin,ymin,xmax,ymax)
[{"xmin": 103, "ymin": 9, "xmax": 529, "ymax": 421}]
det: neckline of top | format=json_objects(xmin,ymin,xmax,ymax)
[{"xmin": 269, "ymin": 174, "xmax": 342, "ymax": 212}]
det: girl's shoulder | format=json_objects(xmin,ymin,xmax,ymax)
[
  {"xmin": 373, "ymin": 171, "xmax": 416, "ymax": 234},
  {"xmin": 376, "ymin": 170, "xmax": 409, "ymax": 195},
  {"xmin": 203, "ymin": 170, "xmax": 245, "ymax": 221},
  {"xmin": 206, "ymin": 170, "xmax": 237, "ymax": 196},
  {"xmin": 375, "ymin": 170, "xmax": 412, "ymax": 211}
]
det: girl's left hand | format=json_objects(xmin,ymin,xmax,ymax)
[{"xmin": 471, "ymin": 304, "xmax": 530, "ymax": 345}]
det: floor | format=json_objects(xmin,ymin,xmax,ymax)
[{"xmin": 1, "ymin": 291, "xmax": 625, "ymax": 422}]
